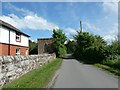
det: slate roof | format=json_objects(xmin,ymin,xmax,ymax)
[{"xmin": 0, "ymin": 20, "xmax": 30, "ymax": 37}]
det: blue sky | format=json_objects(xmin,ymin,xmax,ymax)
[{"xmin": 0, "ymin": 2, "xmax": 118, "ymax": 43}]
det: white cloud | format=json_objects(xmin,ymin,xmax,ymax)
[
  {"xmin": 4, "ymin": 3, "xmax": 34, "ymax": 16},
  {"xmin": 102, "ymin": 2, "xmax": 118, "ymax": 15},
  {"xmin": 64, "ymin": 28, "xmax": 77, "ymax": 39},
  {"xmin": 65, "ymin": 28, "xmax": 77, "ymax": 35},
  {"xmin": 0, "ymin": 14, "xmax": 58, "ymax": 31},
  {"xmin": 83, "ymin": 20, "xmax": 100, "ymax": 33},
  {"xmin": 103, "ymin": 23, "xmax": 118, "ymax": 43},
  {"xmin": 2, "ymin": 0, "xmax": 119, "ymax": 2},
  {"xmin": 1, "ymin": 3, "xmax": 58, "ymax": 31}
]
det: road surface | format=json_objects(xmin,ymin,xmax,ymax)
[{"xmin": 53, "ymin": 55, "xmax": 118, "ymax": 88}]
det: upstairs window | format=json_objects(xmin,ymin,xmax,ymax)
[
  {"xmin": 16, "ymin": 48, "xmax": 20, "ymax": 55},
  {"xmin": 16, "ymin": 32, "xmax": 21, "ymax": 42}
]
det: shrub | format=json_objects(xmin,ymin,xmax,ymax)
[
  {"xmin": 58, "ymin": 45, "xmax": 67, "ymax": 58},
  {"xmin": 73, "ymin": 31, "xmax": 107, "ymax": 63},
  {"xmin": 103, "ymin": 55, "xmax": 120, "ymax": 70}
]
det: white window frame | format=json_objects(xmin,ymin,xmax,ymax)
[
  {"xmin": 16, "ymin": 48, "xmax": 20, "ymax": 55},
  {"xmin": 16, "ymin": 32, "xmax": 21, "ymax": 42}
]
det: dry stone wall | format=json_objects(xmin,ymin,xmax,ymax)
[{"xmin": 0, "ymin": 53, "xmax": 56, "ymax": 88}]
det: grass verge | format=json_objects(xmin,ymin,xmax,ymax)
[
  {"xmin": 2, "ymin": 58, "xmax": 62, "ymax": 88},
  {"xmin": 95, "ymin": 64, "xmax": 120, "ymax": 76}
]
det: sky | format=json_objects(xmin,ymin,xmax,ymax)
[{"xmin": 0, "ymin": 1, "xmax": 118, "ymax": 43}]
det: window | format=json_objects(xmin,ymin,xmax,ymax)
[
  {"xmin": 16, "ymin": 48, "xmax": 20, "ymax": 55},
  {"xmin": 26, "ymin": 49, "xmax": 28, "ymax": 55},
  {"xmin": 16, "ymin": 32, "xmax": 21, "ymax": 42}
]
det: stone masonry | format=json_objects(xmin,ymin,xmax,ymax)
[
  {"xmin": 38, "ymin": 38, "xmax": 54, "ymax": 54},
  {"xmin": 0, "ymin": 53, "xmax": 56, "ymax": 88}
]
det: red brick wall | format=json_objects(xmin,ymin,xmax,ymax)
[
  {"xmin": 0, "ymin": 43, "xmax": 29, "ymax": 56},
  {"xmin": 0, "ymin": 44, "xmax": 9, "ymax": 56}
]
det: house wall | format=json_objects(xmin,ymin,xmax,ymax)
[
  {"xmin": 0, "ymin": 26, "xmax": 29, "ymax": 56},
  {"xmin": 0, "ymin": 43, "xmax": 29, "ymax": 56},
  {"xmin": 0, "ymin": 26, "xmax": 9, "ymax": 44},
  {"xmin": 10, "ymin": 45, "xmax": 29, "ymax": 56},
  {"xmin": 0, "ymin": 26, "xmax": 29, "ymax": 47},
  {"xmin": 10, "ymin": 30, "xmax": 29, "ymax": 47},
  {"xmin": 0, "ymin": 25, "xmax": 1, "ymax": 55},
  {"xmin": 0, "ymin": 43, "xmax": 8, "ymax": 56}
]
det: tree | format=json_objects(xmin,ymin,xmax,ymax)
[
  {"xmin": 73, "ymin": 32, "xmax": 95, "ymax": 59},
  {"xmin": 93, "ymin": 35, "xmax": 107, "ymax": 50},
  {"xmin": 66, "ymin": 40, "xmax": 76, "ymax": 53},
  {"xmin": 29, "ymin": 40, "xmax": 38, "ymax": 54},
  {"xmin": 52, "ymin": 29, "xmax": 67, "ymax": 58},
  {"xmin": 73, "ymin": 31, "xmax": 107, "ymax": 63}
]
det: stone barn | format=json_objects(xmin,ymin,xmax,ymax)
[{"xmin": 38, "ymin": 38, "xmax": 54, "ymax": 54}]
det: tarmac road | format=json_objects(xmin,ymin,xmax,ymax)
[{"xmin": 53, "ymin": 55, "xmax": 118, "ymax": 88}]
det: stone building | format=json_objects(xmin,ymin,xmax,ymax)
[{"xmin": 38, "ymin": 38, "xmax": 54, "ymax": 54}]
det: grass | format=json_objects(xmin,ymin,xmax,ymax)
[
  {"xmin": 2, "ymin": 58, "xmax": 62, "ymax": 88},
  {"xmin": 95, "ymin": 63, "xmax": 120, "ymax": 76}
]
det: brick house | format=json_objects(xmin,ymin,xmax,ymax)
[
  {"xmin": 0, "ymin": 20, "xmax": 30, "ymax": 56},
  {"xmin": 38, "ymin": 38, "xmax": 54, "ymax": 54}
]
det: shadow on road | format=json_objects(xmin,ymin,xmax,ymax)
[
  {"xmin": 63, "ymin": 54, "xmax": 95, "ymax": 64},
  {"xmin": 63, "ymin": 54, "xmax": 75, "ymax": 59}
]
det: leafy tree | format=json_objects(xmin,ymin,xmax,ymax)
[
  {"xmin": 52, "ymin": 29, "xmax": 67, "ymax": 58},
  {"xmin": 74, "ymin": 32, "xmax": 95, "ymax": 49},
  {"xmin": 29, "ymin": 40, "xmax": 38, "ymax": 54},
  {"xmin": 110, "ymin": 41, "xmax": 120, "ymax": 55},
  {"xmin": 73, "ymin": 31, "xmax": 107, "ymax": 63},
  {"xmin": 66, "ymin": 40, "xmax": 76, "ymax": 53},
  {"xmin": 93, "ymin": 35, "xmax": 107, "ymax": 49},
  {"xmin": 74, "ymin": 32, "xmax": 95, "ymax": 59}
]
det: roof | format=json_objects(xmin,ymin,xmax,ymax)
[
  {"xmin": 38, "ymin": 38, "xmax": 53, "ymax": 40},
  {"xmin": 0, "ymin": 20, "xmax": 30, "ymax": 37}
]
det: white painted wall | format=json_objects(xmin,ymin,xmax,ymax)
[
  {"xmin": 10, "ymin": 30, "xmax": 29, "ymax": 47},
  {"xmin": 0, "ymin": 25, "xmax": 1, "ymax": 42},
  {"xmin": 0, "ymin": 26, "xmax": 2, "ymax": 55},
  {"xmin": 0, "ymin": 27, "xmax": 9, "ymax": 44},
  {"xmin": 0, "ymin": 26, "xmax": 29, "ymax": 47}
]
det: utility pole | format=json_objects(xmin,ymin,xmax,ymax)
[{"xmin": 80, "ymin": 21, "xmax": 82, "ymax": 33}]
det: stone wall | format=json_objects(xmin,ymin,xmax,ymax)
[
  {"xmin": 38, "ymin": 38, "xmax": 54, "ymax": 54},
  {"xmin": 0, "ymin": 53, "xmax": 56, "ymax": 88}
]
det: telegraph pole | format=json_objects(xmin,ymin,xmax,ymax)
[{"xmin": 80, "ymin": 21, "xmax": 82, "ymax": 33}]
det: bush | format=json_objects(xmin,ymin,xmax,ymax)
[
  {"xmin": 58, "ymin": 45, "xmax": 67, "ymax": 58},
  {"xmin": 29, "ymin": 40, "xmax": 38, "ymax": 54},
  {"xmin": 73, "ymin": 31, "xmax": 107, "ymax": 63},
  {"xmin": 66, "ymin": 40, "xmax": 76, "ymax": 54},
  {"xmin": 103, "ymin": 55, "xmax": 120, "ymax": 70}
]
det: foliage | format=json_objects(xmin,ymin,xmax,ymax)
[
  {"xmin": 29, "ymin": 40, "xmax": 38, "ymax": 54},
  {"xmin": 73, "ymin": 31, "xmax": 107, "ymax": 63},
  {"xmin": 73, "ymin": 30, "xmax": 120, "ymax": 74},
  {"xmin": 52, "ymin": 29, "xmax": 67, "ymax": 58},
  {"xmin": 74, "ymin": 32, "xmax": 95, "ymax": 49},
  {"xmin": 103, "ymin": 54, "xmax": 120, "ymax": 70},
  {"xmin": 66, "ymin": 40, "xmax": 76, "ymax": 53},
  {"xmin": 95, "ymin": 64, "xmax": 120, "ymax": 76},
  {"xmin": 3, "ymin": 58, "xmax": 62, "ymax": 88},
  {"xmin": 107, "ymin": 41, "xmax": 120, "ymax": 55}
]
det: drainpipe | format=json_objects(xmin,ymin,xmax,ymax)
[{"xmin": 8, "ymin": 29, "xmax": 10, "ymax": 55}]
